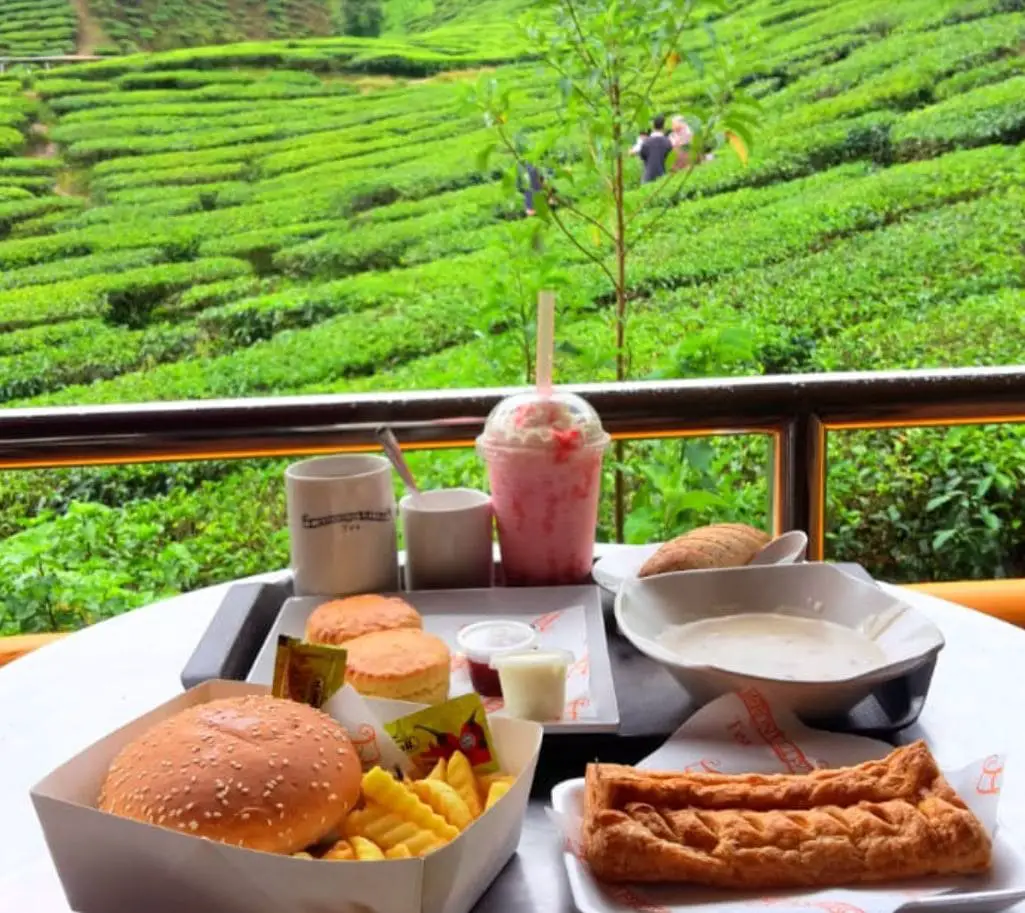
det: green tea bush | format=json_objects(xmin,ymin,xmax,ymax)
[
  {"xmin": 893, "ymin": 77, "xmax": 1025, "ymax": 160},
  {"xmin": 0, "ymin": 247, "xmax": 166, "ymax": 291},
  {"xmin": 0, "ymin": 258, "xmax": 252, "ymax": 330}
]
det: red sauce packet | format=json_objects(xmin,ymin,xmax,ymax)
[{"xmin": 383, "ymin": 693, "xmax": 499, "ymax": 776}]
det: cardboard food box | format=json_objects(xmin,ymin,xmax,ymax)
[{"xmin": 31, "ymin": 680, "xmax": 544, "ymax": 913}]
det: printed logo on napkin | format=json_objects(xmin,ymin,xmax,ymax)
[
  {"xmin": 442, "ymin": 605, "xmax": 594, "ymax": 720},
  {"xmin": 384, "ymin": 693, "xmax": 499, "ymax": 777}
]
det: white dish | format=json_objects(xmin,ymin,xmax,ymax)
[
  {"xmin": 247, "ymin": 585, "xmax": 620, "ymax": 734},
  {"xmin": 591, "ymin": 531, "xmax": 807, "ymax": 594},
  {"xmin": 614, "ymin": 562, "xmax": 945, "ymax": 718}
]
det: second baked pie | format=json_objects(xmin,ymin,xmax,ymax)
[{"xmin": 583, "ymin": 741, "xmax": 991, "ymax": 889}]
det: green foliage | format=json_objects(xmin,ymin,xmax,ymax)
[
  {"xmin": 2, "ymin": 0, "xmax": 1025, "ymax": 634},
  {"xmin": 341, "ymin": 0, "xmax": 385, "ymax": 37}
]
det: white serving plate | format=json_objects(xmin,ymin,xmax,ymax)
[
  {"xmin": 614, "ymin": 562, "xmax": 945, "ymax": 719},
  {"xmin": 247, "ymin": 585, "xmax": 620, "ymax": 734}
]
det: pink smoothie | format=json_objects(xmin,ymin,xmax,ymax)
[{"xmin": 477, "ymin": 392, "xmax": 609, "ymax": 587}]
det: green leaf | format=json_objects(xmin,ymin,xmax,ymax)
[
  {"xmin": 925, "ymin": 492, "xmax": 957, "ymax": 512},
  {"xmin": 932, "ymin": 529, "xmax": 957, "ymax": 550},
  {"xmin": 674, "ymin": 490, "xmax": 724, "ymax": 511},
  {"xmin": 475, "ymin": 142, "xmax": 496, "ymax": 173}
]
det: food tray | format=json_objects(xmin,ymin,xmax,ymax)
[
  {"xmin": 181, "ymin": 563, "xmax": 937, "ymax": 744},
  {"xmin": 246, "ymin": 586, "xmax": 620, "ymax": 734}
]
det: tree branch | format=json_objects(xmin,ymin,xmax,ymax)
[
  {"xmin": 561, "ymin": 0, "xmax": 600, "ymax": 72},
  {"xmin": 549, "ymin": 205, "xmax": 618, "ymax": 290},
  {"xmin": 627, "ymin": 159, "xmax": 699, "ymax": 250},
  {"xmin": 550, "ymin": 191, "xmax": 616, "ymax": 242},
  {"xmin": 624, "ymin": 12, "xmax": 696, "ymax": 116}
]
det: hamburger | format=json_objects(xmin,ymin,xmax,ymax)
[
  {"xmin": 305, "ymin": 593, "xmax": 422, "ymax": 646},
  {"xmin": 97, "ymin": 694, "xmax": 362, "ymax": 855}
]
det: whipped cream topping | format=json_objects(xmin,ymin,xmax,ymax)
[{"xmin": 479, "ymin": 393, "xmax": 607, "ymax": 452}]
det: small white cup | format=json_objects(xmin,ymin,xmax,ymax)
[
  {"xmin": 401, "ymin": 488, "xmax": 494, "ymax": 590},
  {"xmin": 286, "ymin": 454, "xmax": 399, "ymax": 597}
]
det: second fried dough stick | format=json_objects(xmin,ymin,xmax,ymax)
[{"xmin": 584, "ymin": 741, "xmax": 992, "ymax": 889}]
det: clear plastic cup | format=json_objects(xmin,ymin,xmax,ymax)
[
  {"xmin": 476, "ymin": 391, "xmax": 610, "ymax": 586},
  {"xmin": 491, "ymin": 649, "xmax": 573, "ymax": 721},
  {"xmin": 456, "ymin": 620, "xmax": 538, "ymax": 698}
]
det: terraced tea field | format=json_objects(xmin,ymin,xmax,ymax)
[{"xmin": 1, "ymin": 0, "xmax": 1024, "ymax": 633}]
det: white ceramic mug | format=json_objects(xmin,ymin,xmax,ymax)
[
  {"xmin": 401, "ymin": 488, "xmax": 494, "ymax": 590},
  {"xmin": 286, "ymin": 454, "xmax": 399, "ymax": 597}
]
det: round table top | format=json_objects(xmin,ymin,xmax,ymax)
[{"xmin": 3, "ymin": 573, "xmax": 1025, "ymax": 912}]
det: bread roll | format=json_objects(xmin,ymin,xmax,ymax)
[
  {"xmin": 305, "ymin": 594, "xmax": 422, "ymax": 646},
  {"xmin": 344, "ymin": 628, "xmax": 451, "ymax": 704},
  {"xmin": 97, "ymin": 695, "xmax": 362, "ymax": 854},
  {"xmin": 638, "ymin": 523, "xmax": 770, "ymax": 577}
]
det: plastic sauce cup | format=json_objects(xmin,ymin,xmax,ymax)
[
  {"xmin": 491, "ymin": 649, "xmax": 574, "ymax": 721},
  {"xmin": 456, "ymin": 620, "xmax": 538, "ymax": 698}
]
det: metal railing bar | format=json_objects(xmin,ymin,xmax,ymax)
[{"xmin": 2, "ymin": 368, "xmax": 1024, "ymax": 471}]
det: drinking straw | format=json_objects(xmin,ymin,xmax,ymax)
[{"xmin": 536, "ymin": 290, "xmax": 555, "ymax": 396}]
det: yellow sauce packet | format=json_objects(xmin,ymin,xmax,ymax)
[
  {"xmin": 271, "ymin": 635, "xmax": 347, "ymax": 709},
  {"xmin": 384, "ymin": 693, "xmax": 499, "ymax": 776}
]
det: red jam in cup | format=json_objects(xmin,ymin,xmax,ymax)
[{"xmin": 456, "ymin": 620, "xmax": 538, "ymax": 698}]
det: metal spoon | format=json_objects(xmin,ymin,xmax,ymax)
[{"xmin": 375, "ymin": 426, "xmax": 421, "ymax": 499}]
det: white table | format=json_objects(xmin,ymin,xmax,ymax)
[{"xmin": 2, "ymin": 575, "xmax": 1025, "ymax": 912}]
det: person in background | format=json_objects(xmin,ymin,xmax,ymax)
[
  {"xmin": 629, "ymin": 129, "xmax": 650, "ymax": 157},
  {"xmin": 639, "ymin": 114, "xmax": 673, "ymax": 184},
  {"xmin": 518, "ymin": 162, "xmax": 544, "ymax": 216},
  {"xmin": 670, "ymin": 115, "xmax": 693, "ymax": 171}
]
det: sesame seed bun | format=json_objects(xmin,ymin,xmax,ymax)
[
  {"xmin": 345, "ymin": 628, "xmax": 451, "ymax": 704},
  {"xmin": 97, "ymin": 695, "xmax": 362, "ymax": 855},
  {"xmin": 305, "ymin": 594, "xmax": 422, "ymax": 646}
]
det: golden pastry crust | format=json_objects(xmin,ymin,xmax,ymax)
[
  {"xmin": 305, "ymin": 594, "xmax": 422, "ymax": 645},
  {"xmin": 583, "ymin": 741, "xmax": 991, "ymax": 889},
  {"xmin": 638, "ymin": 524, "xmax": 770, "ymax": 577},
  {"xmin": 344, "ymin": 628, "xmax": 450, "ymax": 704}
]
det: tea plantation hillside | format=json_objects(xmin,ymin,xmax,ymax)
[
  {"xmin": 0, "ymin": 0, "xmax": 1024, "ymax": 634},
  {"xmin": 0, "ymin": 0, "xmax": 77, "ymax": 56}
]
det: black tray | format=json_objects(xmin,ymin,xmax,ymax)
[{"xmin": 182, "ymin": 561, "xmax": 936, "ymax": 788}]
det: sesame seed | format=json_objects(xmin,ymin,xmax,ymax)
[
  {"xmin": 204, "ymin": 812, "xmax": 212, "ymax": 819},
  {"xmin": 220, "ymin": 799, "xmax": 229, "ymax": 806},
  {"xmin": 213, "ymin": 812, "xmax": 222, "ymax": 819},
  {"xmin": 282, "ymin": 759, "xmax": 289, "ymax": 767},
  {"xmin": 275, "ymin": 803, "xmax": 284, "ymax": 810},
  {"xmin": 241, "ymin": 787, "xmax": 250, "ymax": 795},
  {"xmin": 262, "ymin": 790, "xmax": 271, "ymax": 798},
  {"xmin": 190, "ymin": 775, "xmax": 197, "ymax": 784},
  {"xmin": 177, "ymin": 822, "xmax": 185, "ymax": 829},
  {"xmin": 189, "ymin": 821, "xmax": 199, "ymax": 831},
  {"xmin": 185, "ymin": 802, "xmax": 195, "ymax": 811},
  {"xmin": 158, "ymin": 815, "xmax": 166, "ymax": 824},
  {"xmin": 183, "ymin": 786, "xmax": 191, "ymax": 794},
  {"xmin": 319, "ymin": 747, "xmax": 325, "ymax": 755},
  {"xmin": 230, "ymin": 761, "xmax": 242, "ymax": 770},
  {"xmin": 241, "ymin": 813, "xmax": 250, "ymax": 821},
  {"xmin": 328, "ymin": 794, "xmax": 337, "ymax": 801},
  {"xmin": 277, "ymin": 775, "xmax": 285, "ymax": 783},
  {"xmin": 268, "ymin": 760, "xmax": 276, "ymax": 768}
]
